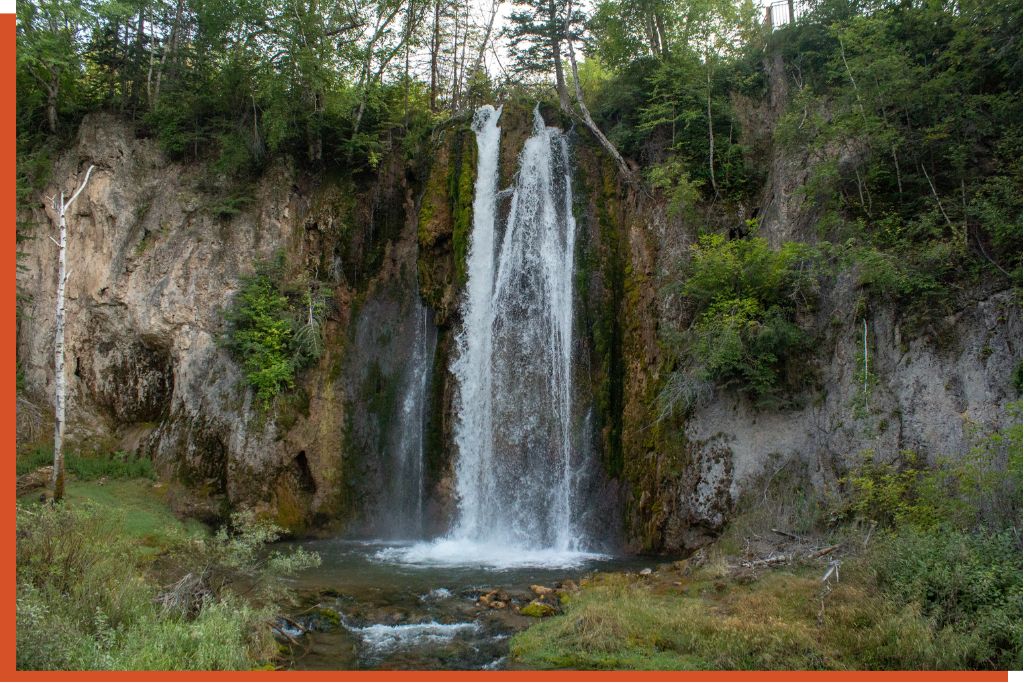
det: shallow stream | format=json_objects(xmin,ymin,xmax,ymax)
[{"xmin": 280, "ymin": 539, "xmax": 657, "ymax": 670}]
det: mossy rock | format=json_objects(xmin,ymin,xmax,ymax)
[
  {"xmin": 308, "ymin": 607, "xmax": 342, "ymax": 631},
  {"xmin": 520, "ymin": 600, "xmax": 557, "ymax": 618}
]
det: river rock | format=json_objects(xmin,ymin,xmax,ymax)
[
  {"xmin": 519, "ymin": 600, "xmax": 556, "ymax": 618},
  {"xmin": 477, "ymin": 589, "xmax": 510, "ymax": 608}
]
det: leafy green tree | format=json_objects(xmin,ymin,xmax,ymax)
[{"xmin": 17, "ymin": 0, "xmax": 91, "ymax": 133}]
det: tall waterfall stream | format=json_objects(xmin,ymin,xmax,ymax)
[{"xmin": 284, "ymin": 105, "xmax": 646, "ymax": 670}]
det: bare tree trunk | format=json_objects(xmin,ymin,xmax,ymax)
[
  {"xmin": 430, "ymin": 0, "xmax": 441, "ymax": 110},
  {"xmin": 51, "ymin": 165, "xmax": 95, "ymax": 502},
  {"xmin": 549, "ymin": 0, "xmax": 570, "ymax": 112},
  {"xmin": 46, "ymin": 83, "xmax": 58, "ymax": 133},
  {"xmin": 471, "ymin": 0, "xmax": 501, "ymax": 77},
  {"xmin": 642, "ymin": 14, "xmax": 658, "ymax": 57},
  {"xmin": 457, "ymin": 2, "xmax": 470, "ymax": 100},
  {"xmin": 449, "ymin": 1, "xmax": 462, "ymax": 112},
  {"xmin": 146, "ymin": 21, "xmax": 157, "ymax": 105},
  {"xmin": 654, "ymin": 12, "xmax": 669, "ymax": 58},
  {"xmin": 552, "ymin": 41, "xmax": 569, "ymax": 112},
  {"xmin": 566, "ymin": 38, "xmax": 632, "ymax": 180},
  {"xmin": 706, "ymin": 60, "xmax": 719, "ymax": 199},
  {"xmin": 351, "ymin": 2, "xmax": 408, "ymax": 146},
  {"xmin": 155, "ymin": 0, "xmax": 185, "ymax": 106},
  {"xmin": 133, "ymin": 9, "xmax": 145, "ymax": 109},
  {"xmin": 25, "ymin": 61, "xmax": 60, "ymax": 133}
]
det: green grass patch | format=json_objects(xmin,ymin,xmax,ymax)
[
  {"xmin": 66, "ymin": 480, "xmax": 207, "ymax": 550},
  {"xmin": 18, "ymin": 477, "xmax": 206, "ymax": 553},
  {"xmin": 509, "ymin": 562, "xmax": 1001, "ymax": 670},
  {"xmin": 17, "ymin": 447, "xmax": 156, "ymax": 480},
  {"xmin": 15, "ymin": 446, "xmax": 52, "ymax": 475}
]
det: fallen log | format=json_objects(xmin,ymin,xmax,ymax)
[
  {"xmin": 807, "ymin": 544, "xmax": 842, "ymax": 559},
  {"xmin": 771, "ymin": 528, "xmax": 806, "ymax": 541}
]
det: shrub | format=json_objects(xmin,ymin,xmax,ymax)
[
  {"xmin": 835, "ymin": 411, "xmax": 1024, "ymax": 669},
  {"xmin": 224, "ymin": 273, "xmax": 296, "ymax": 404},
  {"xmin": 16, "ymin": 503, "xmax": 319, "ymax": 670},
  {"xmin": 164, "ymin": 509, "xmax": 321, "ymax": 609},
  {"xmin": 841, "ymin": 450, "xmax": 945, "ymax": 529},
  {"xmin": 673, "ymin": 234, "xmax": 818, "ymax": 405},
  {"xmin": 870, "ymin": 527, "xmax": 1022, "ymax": 669},
  {"xmin": 223, "ymin": 264, "xmax": 328, "ymax": 407},
  {"xmin": 840, "ymin": 406, "xmax": 1023, "ymax": 532}
]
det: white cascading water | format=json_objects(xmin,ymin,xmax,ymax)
[
  {"xmin": 379, "ymin": 297, "xmax": 436, "ymax": 538},
  {"xmin": 380, "ymin": 104, "xmax": 603, "ymax": 568}
]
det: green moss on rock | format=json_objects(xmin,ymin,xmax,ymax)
[{"xmin": 520, "ymin": 600, "xmax": 557, "ymax": 618}]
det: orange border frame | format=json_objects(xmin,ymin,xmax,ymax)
[
  {"xmin": 6, "ymin": 8, "xmax": 19, "ymax": 678},
  {"xmin": 0, "ymin": 9, "xmax": 1012, "ymax": 683}
]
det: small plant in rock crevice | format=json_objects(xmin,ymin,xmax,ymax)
[{"xmin": 222, "ymin": 260, "xmax": 330, "ymax": 408}]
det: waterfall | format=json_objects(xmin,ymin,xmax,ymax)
[
  {"xmin": 379, "ymin": 104, "xmax": 602, "ymax": 568},
  {"xmin": 452, "ymin": 103, "xmax": 580, "ymax": 549},
  {"xmin": 379, "ymin": 296, "xmax": 436, "ymax": 539}
]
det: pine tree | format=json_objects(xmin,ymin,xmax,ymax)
[{"xmin": 503, "ymin": 0, "xmax": 584, "ymax": 111}]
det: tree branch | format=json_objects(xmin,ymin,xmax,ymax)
[{"xmin": 63, "ymin": 165, "xmax": 96, "ymax": 214}]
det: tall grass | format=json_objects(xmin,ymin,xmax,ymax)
[
  {"xmin": 509, "ymin": 569, "xmax": 977, "ymax": 670},
  {"xmin": 17, "ymin": 446, "xmax": 156, "ymax": 480},
  {"xmin": 16, "ymin": 503, "xmax": 317, "ymax": 670}
]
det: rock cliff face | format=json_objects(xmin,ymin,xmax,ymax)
[
  {"xmin": 17, "ymin": 97, "xmax": 1020, "ymax": 551},
  {"xmin": 17, "ymin": 114, "xmax": 421, "ymax": 531},
  {"xmin": 603, "ymin": 54, "xmax": 1022, "ymax": 553}
]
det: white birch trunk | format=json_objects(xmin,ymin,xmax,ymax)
[{"xmin": 50, "ymin": 165, "xmax": 95, "ymax": 502}]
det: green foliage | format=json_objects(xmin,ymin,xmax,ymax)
[
  {"xmin": 647, "ymin": 158, "xmax": 701, "ymax": 219},
  {"xmin": 840, "ymin": 406, "xmax": 1023, "ymax": 532},
  {"xmin": 674, "ymin": 234, "xmax": 818, "ymax": 405},
  {"xmin": 167, "ymin": 509, "xmax": 321, "ymax": 609},
  {"xmin": 870, "ymin": 527, "xmax": 1022, "ymax": 670},
  {"xmin": 773, "ymin": 0, "xmax": 1022, "ymax": 295},
  {"xmin": 16, "ymin": 501, "xmax": 318, "ymax": 670},
  {"xmin": 223, "ymin": 264, "xmax": 329, "ymax": 407},
  {"xmin": 841, "ymin": 450, "xmax": 943, "ymax": 529},
  {"xmin": 224, "ymin": 274, "xmax": 295, "ymax": 405},
  {"xmin": 503, "ymin": 0, "xmax": 585, "ymax": 84},
  {"xmin": 17, "ymin": 446, "xmax": 155, "ymax": 480}
]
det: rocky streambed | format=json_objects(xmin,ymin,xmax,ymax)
[{"xmin": 274, "ymin": 539, "xmax": 658, "ymax": 670}]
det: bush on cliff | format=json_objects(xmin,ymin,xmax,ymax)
[
  {"xmin": 671, "ymin": 234, "xmax": 818, "ymax": 407},
  {"xmin": 223, "ymin": 262, "xmax": 329, "ymax": 407}
]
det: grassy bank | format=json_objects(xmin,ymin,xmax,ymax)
[
  {"xmin": 510, "ymin": 528, "xmax": 1021, "ymax": 670},
  {"xmin": 16, "ymin": 452, "xmax": 318, "ymax": 671},
  {"xmin": 511, "ymin": 415, "xmax": 1023, "ymax": 671}
]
